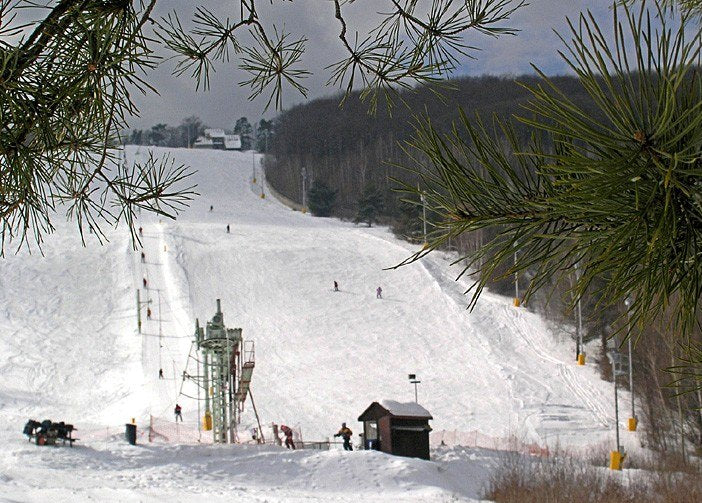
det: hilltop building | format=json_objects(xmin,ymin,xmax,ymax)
[{"xmin": 193, "ymin": 129, "xmax": 242, "ymax": 150}]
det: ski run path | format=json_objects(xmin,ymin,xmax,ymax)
[{"xmin": 0, "ymin": 147, "xmax": 638, "ymax": 502}]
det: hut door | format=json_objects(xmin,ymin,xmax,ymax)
[{"xmin": 363, "ymin": 420, "xmax": 380, "ymax": 450}]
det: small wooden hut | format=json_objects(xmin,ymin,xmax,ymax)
[{"xmin": 357, "ymin": 400, "xmax": 432, "ymax": 460}]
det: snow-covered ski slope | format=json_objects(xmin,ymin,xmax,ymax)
[{"xmin": 0, "ymin": 146, "xmax": 630, "ymax": 501}]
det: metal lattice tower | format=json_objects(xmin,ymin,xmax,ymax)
[{"xmin": 193, "ymin": 299, "xmax": 255, "ymax": 443}]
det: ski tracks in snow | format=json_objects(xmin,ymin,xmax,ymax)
[
  {"xmin": 404, "ymin": 249, "xmax": 613, "ymax": 443},
  {"xmin": 509, "ymin": 308, "xmax": 611, "ymax": 429}
]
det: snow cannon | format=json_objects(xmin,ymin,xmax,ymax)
[
  {"xmin": 627, "ymin": 417, "xmax": 637, "ymax": 431},
  {"xmin": 609, "ymin": 450, "xmax": 623, "ymax": 470}
]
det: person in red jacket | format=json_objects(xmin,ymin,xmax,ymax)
[
  {"xmin": 280, "ymin": 424, "xmax": 295, "ymax": 449},
  {"xmin": 174, "ymin": 404, "xmax": 182, "ymax": 422}
]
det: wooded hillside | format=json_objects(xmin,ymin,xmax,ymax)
[{"xmin": 265, "ymin": 74, "xmax": 594, "ymax": 220}]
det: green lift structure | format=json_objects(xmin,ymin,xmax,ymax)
[{"xmin": 189, "ymin": 299, "xmax": 257, "ymax": 443}]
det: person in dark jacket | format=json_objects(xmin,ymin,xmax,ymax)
[
  {"xmin": 174, "ymin": 404, "xmax": 182, "ymax": 422},
  {"xmin": 334, "ymin": 281, "xmax": 339, "ymax": 292},
  {"xmin": 334, "ymin": 423, "xmax": 353, "ymax": 451},
  {"xmin": 280, "ymin": 424, "xmax": 295, "ymax": 449}
]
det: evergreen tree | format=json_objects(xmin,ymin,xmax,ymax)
[
  {"xmin": 233, "ymin": 117, "xmax": 253, "ymax": 150},
  {"xmin": 354, "ymin": 184, "xmax": 385, "ymax": 227},
  {"xmin": 180, "ymin": 116, "xmax": 205, "ymax": 148},
  {"xmin": 307, "ymin": 181, "xmax": 337, "ymax": 217},
  {"xmin": 255, "ymin": 119, "xmax": 274, "ymax": 152},
  {"xmin": 392, "ymin": 199, "xmax": 424, "ymax": 243}
]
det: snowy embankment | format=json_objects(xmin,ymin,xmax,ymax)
[{"xmin": 0, "ymin": 147, "xmax": 634, "ymax": 501}]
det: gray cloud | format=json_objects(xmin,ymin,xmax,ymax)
[{"xmin": 129, "ymin": 1, "xmax": 608, "ymax": 130}]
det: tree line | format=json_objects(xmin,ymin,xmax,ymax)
[{"xmin": 128, "ymin": 116, "xmax": 273, "ymax": 151}]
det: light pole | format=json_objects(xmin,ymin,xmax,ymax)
[
  {"xmin": 420, "ymin": 190, "xmax": 427, "ymax": 246},
  {"xmin": 252, "ymin": 149, "xmax": 256, "ymax": 184},
  {"xmin": 408, "ymin": 374, "xmax": 421, "ymax": 403},
  {"xmin": 513, "ymin": 241, "xmax": 520, "ymax": 307},
  {"xmin": 624, "ymin": 296, "xmax": 637, "ymax": 431},
  {"xmin": 607, "ymin": 350, "xmax": 623, "ymax": 470},
  {"xmin": 575, "ymin": 262, "xmax": 584, "ymax": 365},
  {"xmin": 301, "ymin": 166, "xmax": 308, "ymax": 211}
]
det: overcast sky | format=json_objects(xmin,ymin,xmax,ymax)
[{"xmin": 129, "ymin": 1, "xmax": 610, "ymax": 130}]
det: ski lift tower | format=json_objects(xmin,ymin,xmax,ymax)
[{"xmin": 194, "ymin": 299, "xmax": 255, "ymax": 443}]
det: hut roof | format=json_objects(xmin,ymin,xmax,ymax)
[{"xmin": 358, "ymin": 400, "xmax": 432, "ymax": 421}]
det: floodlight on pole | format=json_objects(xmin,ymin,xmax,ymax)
[{"xmin": 408, "ymin": 374, "xmax": 421, "ymax": 403}]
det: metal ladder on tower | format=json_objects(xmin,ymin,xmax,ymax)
[{"xmin": 236, "ymin": 341, "xmax": 255, "ymax": 404}]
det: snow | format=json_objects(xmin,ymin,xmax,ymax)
[
  {"xmin": 378, "ymin": 400, "xmax": 432, "ymax": 418},
  {"xmin": 0, "ymin": 146, "xmax": 638, "ymax": 501}
]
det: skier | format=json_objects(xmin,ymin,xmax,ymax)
[
  {"xmin": 139, "ymin": 226, "xmax": 143, "ymax": 236},
  {"xmin": 209, "ymin": 205, "xmax": 213, "ymax": 212},
  {"xmin": 376, "ymin": 286, "xmax": 382, "ymax": 299},
  {"xmin": 280, "ymin": 424, "xmax": 295, "ymax": 449},
  {"xmin": 174, "ymin": 404, "xmax": 182, "ymax": 422},
  {"xmin": 158, "ymin": 368, "xmax": 164, "ymax": 379},
  {"xmin": 334, "ymin": 422, "xmax": 353, "ymax": 451},
  {"xmin": 226, "ymin": 224, "xmax": 230, "ymax": 233},
  {"xmin": 143, "ymin": 277, "xmax": 148, "ymax": 289},
  {"xmin": 140, "ymin": 251, "xmax": 145, "ymax": 263},
  {"xmin": 146, "ymin": 307, "xmax": 152, "ymax": 319},
  {"xmin": 334, "ymin": 280, "xmax": 339, "ymax": 292}
]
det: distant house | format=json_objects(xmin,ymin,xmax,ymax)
[
  {"xmin": 358, "ymin": 400, "xmax": 433, "ymax": 460},
  {"xmin": 193, "ymin": 129, "xmax": 241, "ymax": 150}
]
